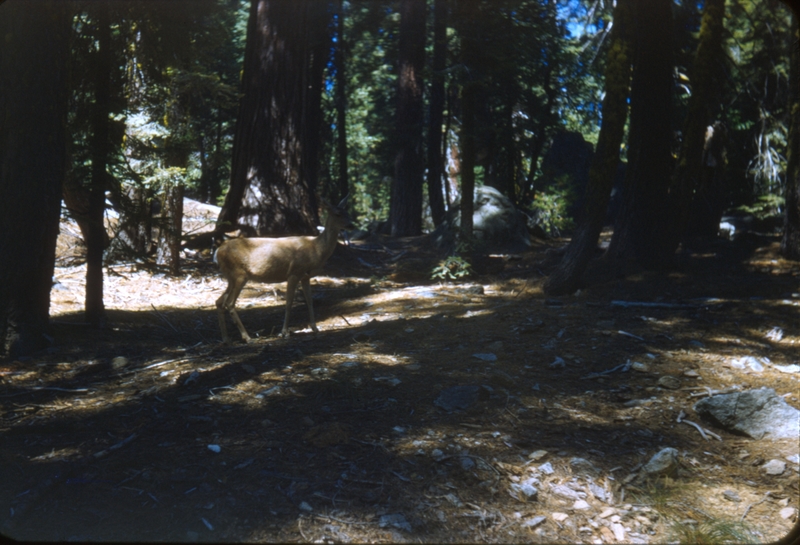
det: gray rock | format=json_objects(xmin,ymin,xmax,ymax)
[
  {"xmin": 434, "ymin": 385, "xmax": 486, "ymax": 412},
  {"xmin": 763, "ymin": 459, "xmax": 786, "ymax": 475},
  {"xmin": 642, "ymin": 447, "xmax": 680, "ymax": 476},
  {"xmin": 510, "ymin": 477, "xmax": 539, "ymax": 501},
  {"xmin": 694, "ymin": 388, "xmax": 800, "ymax": 440},
  {"xmin": 432, "ymin": 186, "xmax": 531, "ymax": 251}
]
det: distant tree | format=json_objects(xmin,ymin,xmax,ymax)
[
  {"xmin": 334, "ymin": 0, "xmax": 350, "ymax": 204},
  {"xmin": 544, "ymin": 0, "xmax": 633, "ymax": 295},
  {"xmin": 783, "ymin": 16, "xmax": 800, "ymax": 259},
  {"xmin": 390, "ymin": 0, "xmax": 426, "ymax": 236},
  {"xmin": 679, "ymin": 0, "xmax": 727, "ymax": 239},
  {"xmin": 607, "ymin": 0, "xmax": 674, "ymax": 268},
  {"xmin": 0, "ymin": 1, "xmax": 71, "ymax": 356},
  {"xmin": 218, "ymin": 0, "xmax": 331, "ymax": 236},
  {"xmin": 426, "ymin": 0, "xmax": 448, "ymax": 227},
  {"xmin": 455, "ymin": 0, "xmax": 483, "ymax": 240}
]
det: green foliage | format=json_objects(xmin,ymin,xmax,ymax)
[
  {"xmin": 531, "ymin": 176, "xmax": 576, "ymax": 236},
  {"xmin": 733, "ymin": 194, "xmax": 785, "ymax": 219},
  {"xmin": 431, "ymin": 255, "xmax": 473, "ymax": 281}
]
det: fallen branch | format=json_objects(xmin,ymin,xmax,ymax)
[{"xmin": 677, "ymin": 410, "xmax": 722, "ymax": 441}]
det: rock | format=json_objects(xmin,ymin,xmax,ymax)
[
  {"xmin": 111, "ymin": 356, "xmax": 128, "ymax": 370},
  {"xmin": 722, "ymin": 490, "xmax": 741, "ymax": 502},
  {"xmin": 551, "ymin": 512, "xmax": 569, "ymax": 522},
  {"xmin": 549, "ymin": 357, "xmax": 566, "ymax": 369},
  {"xmin": 550, "ymin": 483, "xmax": 586, "ymax": 500},
  {"xmin": 694, "ymin": 388, "xmax": 800, "ymax": 440},
  {"xmin": 432, "ymin": 186, "xmax": 531, "ymax": 251},
  {"xmin": 434, "ymin": 385, "xmax": 486, "ymax": 412},
  {"xmin": 522, "ymin": 515, "xmax": 547, "ymax": 528},
  {"xmin": 589, "ymin": 481, "xmax": 607, "ymax": 503},
  {"xmin": 641, "ymin": 448, "xmax": 680, "ymax": 477},
  {"xmin": 510, "ymin": 477, "xmax": 539, "ymax": 501},
  {"xmin": 569, "ymin": 457, "xmax": 600, "ymax": 476},
  {"xmin": 657, "ymin": 376, "xmax": 681, "ymax": 390},
  {"xmin": 573, "ymin": 499, "xmax": 590, "ymax": 510},
  {"xmin": 538, "ymin": 462, "xmax": 555, "ymax": 475},
  {"xmin": 763, "ymin": 459, "xmax": 786, "ymax": 475},
  {"xmin": 780, "ymin": 507, "xmax": 797, "ymax": 520},
  {"xmin": 472, "ymin": 353, "xmax": 497, "ymax": 362},
  {"xmin": 379, "ymin": 513, "xmax": 412, "ymax": 532},
  {"xmin": 729, "ymin": 356, "xmax": 765, "ymax": 372},
  {"xmin": 528, "ymin": 449, "xmax": 548, "ymax": 462},
  {"xmin": 631, "ymin": 361, "xmax": 649, "ymax": 372},
  {"xmin": 773, "ymin": 363, "xmax": 800, "ymax": 374},
  {"xmin": 766, "ymin": 327, "xmax": 784, "ymax": 341}
]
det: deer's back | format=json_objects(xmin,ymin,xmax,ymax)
[{"xmin": 216, "ymin": 236, "xmax": 322, "ymax": 284}]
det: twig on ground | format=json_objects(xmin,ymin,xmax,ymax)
[{"xmin": 150, "ymin": 304, "xmax": 179, "ymax": 333}]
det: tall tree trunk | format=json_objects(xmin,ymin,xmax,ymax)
[
  {"xmin": 0, "ymin": 1, "xmax": 70, "ymax": 356},
  {"xmin": 680, "ymin": 0, "xmax": 727, "ymax": 239},
  {"xmin": 390, "ymin": 0, "xmax": 426, "ymax": 236},
  {"xmin": 783, "ymin": 16, "xmax": 800, "ymax": 259},
  {"xmin": 334, "ymin": 0, "xmax": 349, "ymax": 204},
  {"xmin": 544, "ymin": 0, "xmax": 633, "ymax": 295},
  {"xmin": 156, "ymin": 177, "xmax": 185, "ymax": 276},
  {"xmin": 607, "ymin": 0, "xmax": 674, "ymax": 269},
  {"xmin": 218, "ymin": 0, "xmax": 329, "ymax": 236},
  {"xmin": 426, "ymin": 0, "xmax": 447, "ymax": 227},
  {"xmin": 457, "ymin": 0, "xmax": 481, "ymax": 241},
  {"xmin": 85, "ymin": 1, "xmax": 112, "ymax": 326}
]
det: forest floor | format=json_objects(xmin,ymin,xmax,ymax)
[{"xmin": 1, "ymin": 204, "xmax": 799, "ymax": 543}]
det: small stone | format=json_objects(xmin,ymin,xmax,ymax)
[
  {"xmin": 431, "ymin": 449, "xmax": 444, "ymax": 460},
  {"xmin": 510, "ymin": 477, "xmax": 539, "ymax": 501},
  {"xmin": 722, "ymin": 490, "xmax": 741, "ymax": 502},
  {"xmin": 631, "ymin": 361, "xmax": 649, "ymax": 372},
  {"xmin": 642, "ymin": 447, "xmax": 680, "ymax": 476},
  {"xmin": 569, "ymin": 457, "xmax": 600, "ymax": 476},
  {"xmin": 549, "ymin": 357, "xmax": 566, "ymax": 369},
  {"xmin": 598, "ymin": 508, "xmax": 616, "ymax": 519},
  {"xmin": 473, "ymin": 353, "xmax": 497, "ymax": 362},
  {"xmin": 611, "ymin": 522, "xmax": 626, "ymax": 542},
  {"xmin": 299, "ymin": 501, "xmax": 313, "ymax": 512},
  {"xmin": 573, "ymin": 499, "xmax": 590, "ymax": 510},
  {"xmin": 683, "ymin": 369, "xmax": 700, "ymax": 378},
  {"xmin": 539, "ymin": 462, "xmax": 555, "ymax": 475},
  {"xmin": 528, "ymin": 449, "xmax": 548, "ymax": 461},
  {"xmin": 657, "ymin": 376, "xmax": 681, "ymax": 390},
  {"xmin": 111, "ymin": 356, "xmax": 128, "ymax": 369},
  {"xmin": 780, "ymin": 507, "xmax": 797, "ymax": 520},
  {"xmin": 522, "ymin": 515, "xmax": 546, "ymax": 528},
  {"xmin": 786, "ymin": 454, "xmax": 800, "ymax": 465},
  {"xmin": 551, "ymin": 512, "xmax": 569, "ymax": 522},
  {"xmin": 379, "ymin": 513, "xmax": 411, "ymax": 532},
  {"xmin": 763, "ymin": 459, "xmax": 786, "ymax": 475}
]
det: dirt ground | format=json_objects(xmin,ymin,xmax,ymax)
[{"xmin": 1, "ymin": 210, "xmax": 799, "ymax": 543}]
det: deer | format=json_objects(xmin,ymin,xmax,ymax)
[{"xmin": 214, "ymin": 195, "xmax": 353, "ymax": 343}]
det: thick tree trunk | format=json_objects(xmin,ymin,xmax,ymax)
[
  {"xmin": 0, "ymin": 1, "xmax": 70, "ymax": 356},
  {"xmin": 85, "ymin": 1, "xmax": 112, "ymax": 326},
  {"xmin": 680, "ymin": 0, "xmax": 727, "ymax": 239},
  {"xmin": 218, "ymin": 0, "xmax": 329, "ymax": 236},
  {"xmin": 426, "ymin": 0, "xmax": 447, "ymax": 227},
  {"xmin": 390, "ymin": 0, "xmax": 426, "ymax": 236},
  {"xmin": 544, "ymin": 0, "xmax": 633, "ymax": 295},
  {"xmin": 782, "ymin": 17, "xmax": 800, "ymax": 259},
  {"xmin": 156, "ymin": 181, "xmax": 185, "ymax": 276},
  {"xmin": 607, "ymin": 0, "xmax": 674, "ymax": 269}
]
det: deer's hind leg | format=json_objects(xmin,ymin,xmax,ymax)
[{"xmin": 217, "ymin": 277, "xmax": 251, "ymax": 343}]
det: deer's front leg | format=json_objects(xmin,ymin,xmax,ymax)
[
  {"xmin": 301, "ymin": 276, "xmax": 318, "ymax": 333},
  {"xmin": 281, "ymin": 276, "xmax": 300, "ymax": 337}
]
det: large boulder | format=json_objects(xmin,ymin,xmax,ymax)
[
  {"xmin": 694, "ymin": 388, "xmax": 800, "ymax": 440},
  {"xmin": 432, "ymin": 186, "xmax": 530, "ymax": 252}
]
